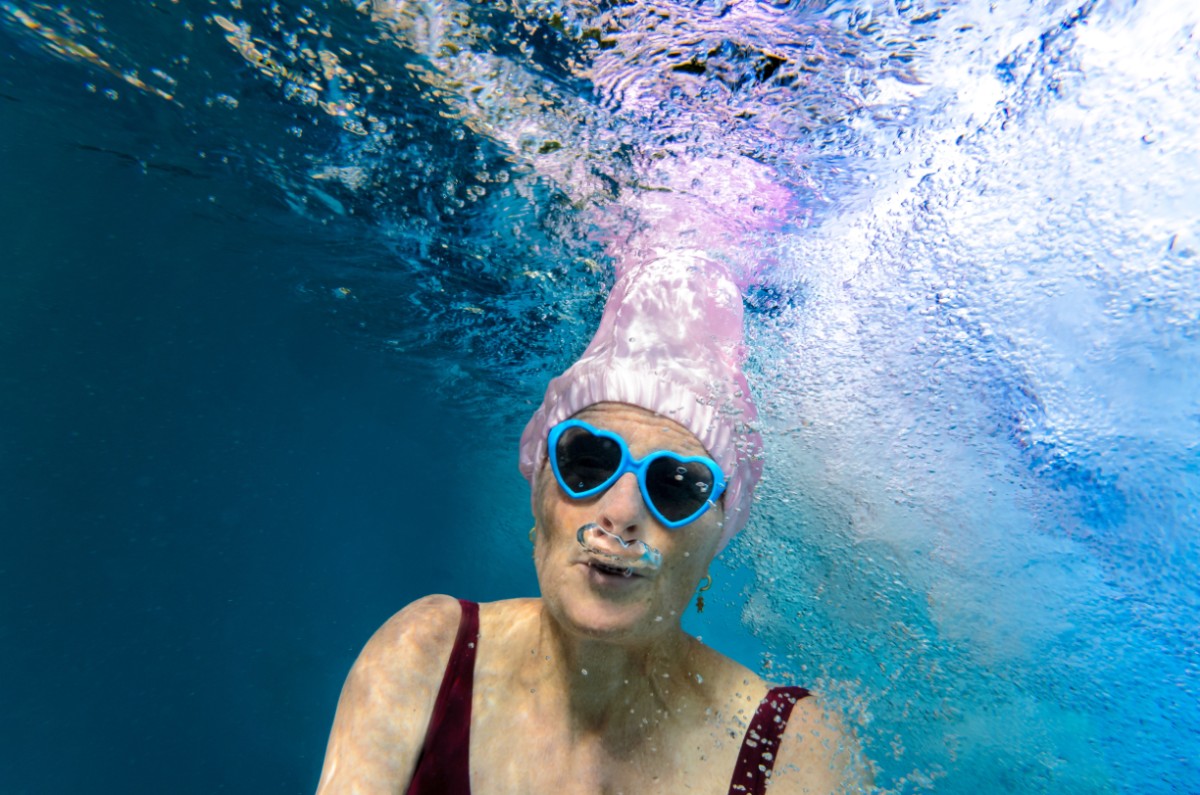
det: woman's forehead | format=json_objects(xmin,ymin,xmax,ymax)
[{"xmin": 572, "ymin": 402, "xmax": 708, "ymax": 456}]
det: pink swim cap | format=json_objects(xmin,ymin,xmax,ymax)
[{"xmin": 519, "ymin": 250, "xmax": 763, "ymax": 553}]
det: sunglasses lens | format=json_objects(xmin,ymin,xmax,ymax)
[
  {"xmin": 555, "ymin": 426, "xmax": 622, "ymax": 494},
  {"xmin": 644, "ymin": 456, "xmax": 716, "ymax": 523}
]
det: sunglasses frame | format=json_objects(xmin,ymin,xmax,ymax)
[{"xmin": 547, "ymin": 419, "xmax": 726, "ymax": 528}]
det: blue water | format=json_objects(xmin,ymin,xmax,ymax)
[{"xmin": 2, "ymin": 1, "xmax": 1197, "ymax": 793}]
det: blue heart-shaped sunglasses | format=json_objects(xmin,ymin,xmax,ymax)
[{"xmin": 547, "ymin": 419, "xmax": 726, "ymax": 528}]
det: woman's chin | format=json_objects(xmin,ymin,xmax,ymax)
[{"xmin": 559, "ymin": 584, "xmax": 665, "ymax": 642}]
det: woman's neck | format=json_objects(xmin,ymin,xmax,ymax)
[{"xmin": 528, "ymin": 602, "xmax": 705, "ymax": 747}]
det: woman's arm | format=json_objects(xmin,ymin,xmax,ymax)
[
  {"xmin": 315, "ymin": 595, "xmax": 464, "ymax": 795},
  {"xmin": 768, "ymin": 695, "xmax": 873, "ymax": 794}
]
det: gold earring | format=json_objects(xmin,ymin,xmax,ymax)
[
  {"xmin": 529, "ymin": 525, "xmax": 537, "ymax": 544},
  {"xmin": 696, "ymin": 574, "xmax": 712, "ymax": 613}
]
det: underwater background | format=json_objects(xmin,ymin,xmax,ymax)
[{"xmin": 2, "ymin": 0, "xmax": 1197, "ymax": 793}]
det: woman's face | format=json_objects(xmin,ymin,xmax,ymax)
[{"xmin": 533, "ymin": 402, "xmax": 724, "ymax": 645}]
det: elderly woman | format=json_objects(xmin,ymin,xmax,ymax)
[{"xmin": 315, "ymin": 252, "xmax": 861, "ymax": 794}]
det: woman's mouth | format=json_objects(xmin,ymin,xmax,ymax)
[{"xmin": 588, "ymin": 559, "xmax": 637, "ymax": 578}]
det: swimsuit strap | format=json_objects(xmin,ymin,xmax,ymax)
[
  {"xmin": 405, "ymin": 599, "xmax": 479, "ymax": 795},
  {"xmin": 727, "ymin": 685, "xmax": 810, "ymax": 795}
]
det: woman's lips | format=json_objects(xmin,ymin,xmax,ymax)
[
  {"xmin": 582, "ymin": 557, "xmax": 648, "ymax": 581},
  {"xmin": 589, "ymin": 559, "xmax": 636, "ymax": 577}
]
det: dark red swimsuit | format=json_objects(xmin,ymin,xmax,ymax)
[{"xmin": 406, "ymin": 600, "xmax": 809, "ymax": 795}]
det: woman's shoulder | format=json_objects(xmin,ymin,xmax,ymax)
[
  {"xmin": 350, "ymin": 594, "xmax": 463, "ymax": 682},
  {"xmin": 688, "ymin": 642, "xmax": 868, "ymax": 793},
  {"xmin": 361, "ymin": 595, "xmax": 538, "ymax": 675},
  {"xmin": 340, "ymin": 594, "xmax": 468, "ymax": 714},
  {"xmin": 765, "ymin": 685, "xmax": 871, "ymax": 794},
  {"xmin": 368, "ymin": 593, "xmax": 466, "ymax": 653},
  {"xmin": 315, "ymin": 595, "xmax": 470, "ymax": 794},
  {"xmin": 685, "ymin": 636, "xmax": 775, "ymax": 710}
]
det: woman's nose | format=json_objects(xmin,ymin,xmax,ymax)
[{"xmin": 596, "ymin": 472, "xmax": 649, "ymax": 536}]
